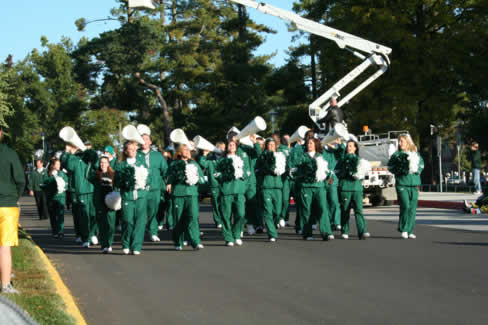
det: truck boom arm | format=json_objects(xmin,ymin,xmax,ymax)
[{"xmin": 230, "ymin": 0, "xmax": 392, "ymax": 130}]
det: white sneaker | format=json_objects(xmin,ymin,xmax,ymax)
[
  {"xmin": 133, "ymin": 251, "xmax": 141, "ymax": 255},
  {"xmin": 247, "ymin": 225, "xmax": 256, "ymax": 235},
  {"xmin": 401, "ymin": 232, "xmax": 408, "ymax": 239},
  {"xmin": 363, "ymin": 232, "xmax": 371, "ymax": 238},
  {"xmin": 107, "ymin": 247, "xmax": 112, "ymax": 253},
  {"xmin": 75, "ymin": 237, "xmax": 82, "ymax": 243},
  {"xmin": 327, "ymin": 235, "xmax": 335, "ymax": 240},
  {"xmin": 82, "ymin": 242, "xmax": 90, "ymax": 248},
  {"xmin": 226, "ymin": 241, "xmax": 234, "ymax": 247},
  {"xmin": 200, "ymin": 231, "xmax": 204, "ymax": 236},
  {"xmin": 103, "ymin": 247, "xmax": 109, "ymax": 254},
  {"xmin": 195, "ymin": 244, "xmax": 204, "ymax": 250},
  {"xmin": 241, "ymin": 232, "xmax": 244, "ymax": 237},
  {"xmin": 341, "ymin": 234, "xmax": 349, "ymax": 240},
  {"xmin": 217, "ymin": 224, "xmax": 223, "ymax": 229},
  {"xmin": 279, "ymin": 219, "xmax": 286, "ymax": 228},
  {"xmin": 91, "ymin": 236, "xmax": 99, "ymax": 245},
  {"xmin": 276, "ymin": 223, "xmax": 281, "ymax": 229},
  {"xmin": 1, "ymin": 283, "xmax": 19, "ymax": 294},
  {"xmin": 235, "ymin": 239, "xmax": 243, "ymax": 246},
  {"xmin": 158, "ymin": 225, "xmax": 163, "ymax": 231},
  {"xmin": 183, "ymin": 241, "xmax": 188, "ymax": 246},
  {"xmin": 336, "ymin": 225, "xmax": 342, "ymax": 230},
  {"xmin": 269, "ymin": 237, "xmax": 276, "ymax": 242},
  {"xmin": 306, "ymin": 237, "xmax": 313, "ymax": 241},
  {"xmin": 312, "ymin": 224, "xmax": 317, "ymax": 230},
  {"xmin": 122, "ymin": 248, "xmax": 130, "ymax": 255},
  {"xmin": 175, "ymin": 246, "xmax": 183, "ymax": 251},
  {"xmin": 151, "ymin": 235, "xmax": 161, "ymax": 242},
  {"xmin": 473, "ymin": 191, "xmax": 482, "ymax": 195},
  {"xmin": 408, "ymin": 233, "xmax": 416, "ymax": 239}
]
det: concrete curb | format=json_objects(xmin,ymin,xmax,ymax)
[{"xmin": 34, "ymin": 246, "xmax": 87, "ymax": 325}]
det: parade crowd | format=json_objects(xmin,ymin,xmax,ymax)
[{"xmin": 26, "ymin": 123, "xmax": 424, "ymax": 255}]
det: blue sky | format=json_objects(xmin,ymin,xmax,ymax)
[{"xmin": 1, "ymin": 0, "xmax": 298, "ymax": 67}]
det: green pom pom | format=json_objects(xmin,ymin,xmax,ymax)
[
  {"xmin": 256, "ymin": 151, "xmax": 276, "ymax": 176},
  {"xmin": 169, "ymin": 160, "xmax": 187, "ymax": 184},
  {"xmin": 296, "ymin": 158, "xmax": 317, "ymax": 183},
  {"xmin": 343, "ymin": 154, "xmax": 359, "ymax": 179},
  {"xmin": 216, "ymin": 158, "xmax": 235, "ymax": 183},
  {"xmin": 115, "ymin": 164, "xmax": 135, "ymax": 191},
  {"xmin": 389, "ymin": 152, "xmax": 409, "ymax": 176},
  {"xmin": 81, "ymin": 149, "xmax": 99, "ymax": 166}
]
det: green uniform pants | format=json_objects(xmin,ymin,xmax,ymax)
[
  {"xmin": 281, "ymin": 178, "xmax": 291, "ymax": 222},
  {"xmin": 326, "ymin": 183, "xmax": 341, "ymax": 227},
  {"xmin": 220, "ymin": 194, "xmax": 246, "ymax": 242},
  {"xmin": 97, "ymin": 207, "xmax": 116, "ymax": 249},
  {"xmin": 396, "ymin": 186, "xmax": 419, "ymax": 234},
  {"xmin": 77, "ymin": 193, "xmax": 96, "ymax": 242},
  {"xmin": 245, "ymin": 182, "xmax": 258, "ymax": 228},
  {"xmin": 262, "ymin": 189, "xmax": 282, "ymax": 239},
  {"xmin": 294, "ymin": 183, "xmax": 303, "ymax": 233},
  {"xmin": 121, "ymin": 198, "xmax": 147, "ymax": 252},
  {"xmin": 340, "ymin": 190, "xmax": 367, "ymax": 236},
  {"xmin": 146, "ymin": 190, "xmax": 162, "ymax": 236},
  {"xmin": 299, "ymin": 187, "xmax": 332, "ymax": 239},
  {"xmin": 172, "ymin": 196, "xmax": 201, "ymax": 247},
  {"xmin": 48, "ymin": 200, "xmax": 64, "ymax": 235},
  {"xmin": 210, "ymin": 187, "xmax": 223, "ymax": 226},
  {"xmin": 70, "ymin": 193, "xmax": 81, "ymax": 237}
]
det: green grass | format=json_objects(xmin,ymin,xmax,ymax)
[{"xmin": 0, "ymin": 228, "xmax": 75, "ymax": 325}]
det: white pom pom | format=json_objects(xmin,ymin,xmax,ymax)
[
  {"xmin": 55, "ymin": 176, "xmax": 66, "ymax": 194},
  {"xmin": 274, "ymin": 152, "xmax": 286, "ymax": 176},
  {"xmin": 105, "ymin": 191, "xmax": 122, "ymax": 211},
  {"xmin": 229, "ymin": 155, "xmax": 244, "ymax": 179},
  {"xmin": 354, "ymin": 159, "xmax": 371, "ymax": 180},
  {"xmin": 134, "ymin": 166, "xmax": 148, "ymax": 190},
  {"xmin": 185, "ymin": 163, "xmax": 199, "ymax": 185},
  {"xmin": 407, "ymin": 151, "xmax": 420, "ymax": 174},
  {"xmin": 315, "ymin": 156, "xmax": 329, "ymax": 182}
]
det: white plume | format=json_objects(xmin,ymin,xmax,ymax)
[
  {"xmin": 274, "ymin": 152, "xmax": 287, "ymax": 176},
  {"xmin": 229, "ymin": 155, "xmax": 244, "ymax": 179},
  {"xmin": 315, "ymin": 156, "xmax": 329, "ymax": 182},
  {"xmin": 354, "ymin": 158, "xmax": 372, "ymax": 180},
  {"xmin": 185, "ymin": 163, "xmax": 200, "ymax": 186},
  {"xmin": 105, "ymin": 191, "xmax": 122, "ymax": 211},
  {"xmin": 134, "ymin": 165, "xmax": 148, "ymax": 190},
  {"xmin": 407, "ymin": 151, "xmax": 420, "ymax": 174}
]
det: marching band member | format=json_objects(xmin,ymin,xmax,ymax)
[
  {"xmin": 278, "ymin": 134, "xmax": 292, "ymax": 227},
  {"xmin": 28, "ymin": 159, "xmax": 49, "ymax": 220},
  {"xmin": 136, "ymin": 125, "xmax": 168, "ymax": 242},
  {"xmin": 335, "ymin": 140, "xmax": 371, "ymax": 240},
  {"xmin": 387, "ymin": 134, "xmax": 424, "ymax": 239},
  {"xmin": 166, "ymin": 144, "xmax": 205, "ymax": 251},
  {"xmin": 114, "ymin": 141, "xmax": 150, "ymax": 255},
  {"xmin": 293, "ymin": 138, "xmax": 334, "ymax": 241},
  {"xmin": 255, "ymin": 138, "xmax": 287, "ymax": 242},
  {"xmin": 91, "ymin": 156, "xmax": 117, "ymax": 253},
  {"xmin": 322, "ymin": 139, "xmax": 342, "ymax": 231},
  {"xmin": 201, "ymin": 140, "xmax": 246, "ymax": 246},
  {"xmin": 61, "ymin": 144, "xmax": 98, "ymax": 248},
  {"xmin": 42, "ymin": 158, "xmax": 68, "ymax": 238}
]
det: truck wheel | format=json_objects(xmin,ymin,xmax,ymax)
[
  {"xmin": 383, "ymin": 200, "xmax": 394, "ymax": 206},
  {"xmin": 371, "ymin": 195, "xmax": 384, "ymax": 207}
]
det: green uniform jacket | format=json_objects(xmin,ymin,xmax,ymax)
[
  {"xmin": 470, "ymin": 150, "xmax": 482, "ymax": 169},
  {"xmin": 256, "ymin": 150, "xmax": 284, "ymax": 189},
  {"xmin": 61, "ymin": 152, "xmax": 94, "ymax": 195},
  {"xmin": 294, "ymin": 152, "xmax": 327, "ymax": 188},
  {"xmin": 388, "ymin": 151, "xmax": 424, "ymax": 187},
  {"xmin": 336, "ymin": 153, "xmax": 363, "ymax": 192},
  {"xmin": 89, "ymin": 170, "xmax": 115, "ymax": 210},
  {"xmin": 41, "ymin": 171, "xmax": 68, "ymax": 204},
  {"xmin": 237, "ymin": 143, "xmax": 262, "ymax": 185},
  {"xmin": 0, "ymin": 143, "xmax": 26, "ymax": 207},
  {"xmin": 289, "ymin": 143, "xmax": 305, "ymax": 168},
  {"xmin": 137, "ymin": 150, "xmax": 168, "ymax": 192},
  {"xmin": 197, "ymin": 154, "xmax": 220, "ymax": 188},
  {"xmin": 115, "ymin": 160, "xmax": 151, "ymax": 201},
  {"xmin": 322, "ymin": 146, "xmax": 341, "ymax": 185},
  {"xmin": 28, "ymin": 168, "xmax": 47, "ymax": 192},
  {"xmin": 167, "ymin": 159, "xmax": 205, "ymax": 197}
]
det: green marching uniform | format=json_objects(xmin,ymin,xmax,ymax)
[
  {"xmin": 322, "ymin": 145, "xmax": 342, "ymax": 229},
  {"xmin": 388, "ymin": 151, "xmax": 424, "ymax": 235},
  {"xmin": 289, "ymin": 143, "xmax": 305, "ymax": 232},
  {"xmin": 238, "ymin": 143, "xmax": 262, "ymax": 230},
  {"xmin": 167, "ymin": 159, "xmax": 205, "ymax": 248},
  {"xmin": 28, "ymin": 167, "xmax": 49, "ymax": 220},
  {"xmin": 336, "ymin": 153, "xmax": 369, "ymax": 238},
  {"xmin": 198, "ymin": 153, "xmax": 223, "ymax": 227},
  {"xmin": 137, "ymin": 149, "xmax": 168, "ymax": 238},
  {"xmin": 115, "ymin": 158, "xmax": 150, "ymax": 252},
  {"xmin": 256, "ymin": 150, "xmax": 287, "ymax": 240},
  {"xmin": 41, "ymin": 171, "xmax": 68, "ymax": 236},
  {"xmin": 278, "ymin": 144, "xmax": 291, "ymax": 225},
  {"xmin": 294, "ymin": 152, "xmax": 333, "ymax": 239},
  {"xmin": 90, "ymin": 170, "xmax": 116, "ymax": 250},
  {"xmin": 201, "ymin": 154, "xmax": 246, "ymax": 244},
  {"xmin": 66, "ymin": 171, "xmax": 81, "ymax": 239},
  {"xmin": 61, "ymin": 151, "xmax": 97, "ymax": 244}
]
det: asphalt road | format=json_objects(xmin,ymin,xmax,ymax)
[{"xmin": 20, "ymin": 197, "xmax": 488, "ymax": 325}]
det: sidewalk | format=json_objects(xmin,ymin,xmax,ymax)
[{"xmin": 416, "ymin": 192, "xmax": 481, "ymax": 210}]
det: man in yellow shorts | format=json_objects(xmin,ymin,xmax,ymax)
[{"xmin": 0, "ymin": 127, "xmax": 25, "ymax": 294}]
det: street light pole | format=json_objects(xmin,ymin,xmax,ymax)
[{"xmin": 437, "ymin": 135, "xmax": 442, "ymax": 192}]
